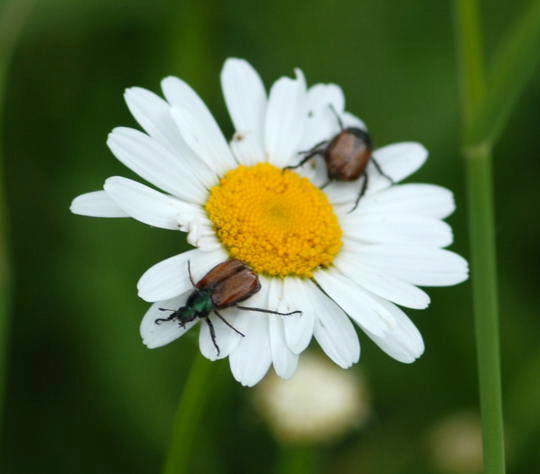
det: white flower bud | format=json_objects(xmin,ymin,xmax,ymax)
[
  {"xmin": 428, "ymin": 412, "xmax": 483, "ymax": 473},
  {"xmin": 253, "ymin": 352, "xmax": 369, "ymax": 444}
]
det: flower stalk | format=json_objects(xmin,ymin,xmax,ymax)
[
  {"xmin": 453, "ymin": 1, "xmax": 505, "ymax": 472},
  {"xmin": 463, "ymin": 142, "xmax": 505, "ymax": 474},
  {"xmin": 454, "ymin": 0, "xmax": 540, "ymax": 472},
  {"xmin": 277, "ymin": 445, "xmax": 319, "ymax": 474},
  {"xmin": 162, "ymin": 354, "xmax": 213, "ymax": 474}
]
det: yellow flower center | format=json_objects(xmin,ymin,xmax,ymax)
[{"xmin": 205, "ymin": 163, "xmax": 342, "ymax": 277}]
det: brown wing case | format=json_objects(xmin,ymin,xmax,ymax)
[
  {"xmin": 196, "ymin": 259, "xmax": 246, "ymax": 289},
  {"xmin": 325, "ymin": 131, "xmax": 371, "ymax": 181},
  {"xmin": 211, "ymin": 268, "xmax": 261, "ymax": 309}
]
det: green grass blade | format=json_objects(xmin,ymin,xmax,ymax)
[{"xmin": 467, "ymin": 0, "xmax": 540, "ymax": 146}]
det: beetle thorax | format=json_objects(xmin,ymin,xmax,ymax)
[{"xmin": 186, "ymin": 289, "xmax": 215, "ymax": 316}]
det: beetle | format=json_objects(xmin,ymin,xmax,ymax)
[
  {"xmin": 286, "ymin": 105, "xmax": 394, "ymax": 212},
  {"xmin": 155, "ymin": 259, "xmax": 302, "ymax": 355}
]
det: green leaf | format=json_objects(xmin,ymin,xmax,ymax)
[{"xmin": 466, "ymin": 0, "xmax": 540, "ymax": 147}]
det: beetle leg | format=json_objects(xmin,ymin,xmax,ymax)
[
  {"xmin": 320, "ymin": 179, "xmax": 332, "ymax": 189},
  {"xmin": 205, "ymin": 318, "xmax": 220, "ymax": 356},
  {"xmin": 214, "ymin": 310, "xmax": 245, "ymax": 337},
  {"xmin": 349, "ymin": 173, "xmax": 369, "ymax": 214},
  {"xmin": 235, "ymin": 305, "xmax": 302, "ymax": 317},
  {"xmin": 371, "ymin": 158, "xmax": 394, "ymax": 184},
  {"xmin": 297, "ymin": 139, "xmax": 329, "ymax": 155},
  {"xmin": 283, "ymin": 147, "xmax": 324, "ymax": 171}
]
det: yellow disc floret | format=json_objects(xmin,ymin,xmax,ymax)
[{"xmin": 205, "ymin": 163, "xmax": 342, "ymax": 278}]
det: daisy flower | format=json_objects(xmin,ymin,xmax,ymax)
[{"xmin": 70, "ymin": 58, "xmax": 468, "ymax": 387}]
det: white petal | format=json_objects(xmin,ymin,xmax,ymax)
[
  {"xmin": 321, "ymin": 167, "xmax": 377, "ymax": 208},
  {"xmin": 123, "ymin": 87, "xmax": 186, "ymax": 153},
  {"xmin": 342, "ymin": 111, "xmax": 367, "ymax": 130},
  {"xmin": 221, "ymin": 58, "xmax": 266, "ymax": 161},
  {"xmin": 183, "ymin": 220, "xmax": 220, "ymax": 250},
  {"xmin": 70, "ymin": 190, "xmax": 128, "ymax": 218},
  {"xmin": 107, "ymin": 127, "xmax": 207, "ymax": 204},
  {"xmin": 335, "ymin": 250, "xmax": 431, "ymax": 309},
  {"xmin": 370, "ymin": 142, "xmax": 428, "ymax": 190},
  {"xmin": 124, "ymin": 87, "xmax": 218, "ymax": 188},
  {"xmin": 322, "ymin": 142, "xmax": 429, "ymax": 206},
  {"xmin": 230, "ymin": 131, "xmax": 265, "ymax": 166},
  {"xmin": 269, "ymin": 317, "xmax": 299, "ymax": 379},
  {"xmin": 162, "ymin": 76, "xmax": 237, "ymax": 173},
  {"xmin": 317, "ymin": 270, "xmax": 424, "ymax": 363},
  {"xmin": 306, "ymin": 280, "xmax": 360, "ymax": 368},
  {"xmin": 103, "ymin": 176, "xmax": 202, "ymax": 230},
  {"xmin": 198, "ymin": 310, "xmax": 243, "ymax": 361},
  {"xmin": 189, "ymin": 232, "xmax": 224, "ymax": 252},
  {"xmin": 170, "ymin": 106, "xmax": 237, "ymax": 176},
  {"xmin": 281, "ymin": 278, "xmax": 315, "ymax": 354},
  {"xmin": 346, "ymin": 243, "xmax": 469, "ymax": 287},
  {"xmin": 307, "ymin": 83, "xmax": 345, "ymax": 116},
  {"xmin": 267, "ymin": 279, "xmax": 298, "ymax": 378},
  {"xmin": 264, "ymin": 69, "xmax": 307, "ymax": 167},
  {"xmin": 300, "ymin": 83, "xmax": 345, "ymax": 149},
  {"xmin": 137, "ymin": 249, "xmax": 227, "ymax": 302},
  {"xmin": 344, "ymin": 213, "xmax": 453, "ymax": 248},
  {"xmin": 356, "ymin": 183, "xmax": 455, "ymax": 219},
  {"xmin": 140, "ymin": 293, "xmax": 198, "ymax": 349},
  {"xmin": 229, "ymin": 289, "xmax": 272, "ymax": 387},
  {"xmin": 315, "ymin": 268, "xmax": 391, "ymax": 336},
  {"xmin": 361, "ymin": 296, "xmax": 424, "ymax": 363}
]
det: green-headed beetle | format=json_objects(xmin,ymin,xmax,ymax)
[{"xmin": 155, "ymin": 259, "xmax": 302, "ymax": 355}]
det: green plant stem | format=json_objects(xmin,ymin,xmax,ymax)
[
  {"xmin": 0, "ymin": 0, "xmax": 34, "ymax": 446},
  {"xmin": 454, "ymin": 1, "xmax": 506, "ymax": 473},
  {"xmin": 464, "ymin": 144, "xmax": 505, "ymax": 474},
  {"xmin": 277, "ymin": 445, "xmax": 318, "ymax": 474},
  {"xmin": 162, "ymin": 354, "xmax": 213, "ymax": 474},
  {"xmin": 454, "ymin": 0, "xmax": 486, "ymax": 127}
]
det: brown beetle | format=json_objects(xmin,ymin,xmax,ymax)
[
  {"xmin": 155, "ymin": 259, "xmax": 301, "ymax": 354},
  {"xmin": 286, "ymin": 106, "xmax": 393, "ymax": 212}
]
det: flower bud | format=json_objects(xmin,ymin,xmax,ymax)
[{"xmin": 254, "ymin": 352, "xmax": 369, "ymax": 444}]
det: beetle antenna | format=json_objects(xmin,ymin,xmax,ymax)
[
  {"xmin": 214, "ymin": 310, "xmax": 245, "ymax": 337},
  {"xmin": 328, "ymin": 103, "xmax": 344, "ymax": 130},
  {"xmin": 155, "ymin": 310, "xmax": 178, "ymax": 325},
  {"xmin": 235, "ymin": 305, "xmax": 302, "ymax": 317},
  {"xmin": 187, "ymin": 260, "xmax": 195, "ymax": 287},
  {"xmin": 205, "ymin": 318, "xmax": 220, "ymax": 356}
]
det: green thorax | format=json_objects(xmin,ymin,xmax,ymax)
[{"xmin": 186, "ymin": 289, "xmax": 215, "ymax": 316}]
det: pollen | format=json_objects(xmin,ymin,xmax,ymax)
[{"xmin": 205, "ymin": 163, "xmax": 342, "ymax": 278}]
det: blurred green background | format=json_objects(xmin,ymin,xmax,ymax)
[{"xmin": 1, "ymin": 0, "xmax": 539, "ymax": 473}]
